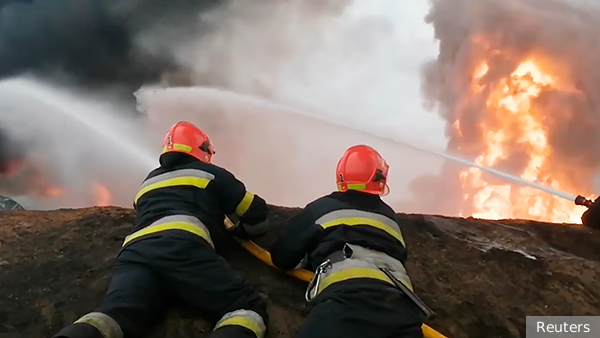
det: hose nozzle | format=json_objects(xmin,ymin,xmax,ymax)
[{"xmin": 575, "ymin": 195, "xmax": 594, "ymax": 208}]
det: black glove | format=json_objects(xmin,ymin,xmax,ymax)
[
  {"xmin": 228, "ymin": 220, "xmax": 269, "ymax": 239},
  {"xmin": 228, "ymin": 221, "xmax": 251, "ymax": 239}
]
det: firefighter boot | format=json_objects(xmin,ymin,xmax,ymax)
[
  {"xmin": 52, "ymin": 312, "xmax": 123, "ymax": 338},
  {"xmin": 51, "ymin": 323, "xmax": 103, "ymax": 338}
]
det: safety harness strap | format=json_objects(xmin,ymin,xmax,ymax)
[
  {"xmin": 306, "ymin": 244, "xmax": 413, "ymax": 300},
  {"xmin": 122, "ymin": 215, "xmax": 214, "ymax": 248},
  {"xmin": 306, "ymin": 244, "xmax": 435, "ymax": 319}
]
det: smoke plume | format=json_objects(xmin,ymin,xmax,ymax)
[
  {"xmin": 0, "ymin": 0, "xmax": 226, "ymax": 200},
  {"xmin": 136, "ymin": 0, "xmax": 444, "ymax": 208},
  {"xmin": 1, "ymin": 0, "xmax": 445, "ymax": 212},
  {"xmin": 0, "ymin": 0, "xmax": 226, "ymax": 90},
  {"xmin": 411, "ymin": 0, "xmax": 600, "ymax": 222}
]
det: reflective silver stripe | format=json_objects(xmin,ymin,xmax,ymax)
[
  {"xmin": 140, "ymin": 168, "xmax": 215, "ymax": 189},
  {"xmin": 214, "ymin": 309, "xmax": 267, "ymax": 338},
  {"xmin": 123, "ymin": 214, "xmax": 214, "ymax": 248},
  {"xmin": 151, "ymin": 214, "xmax": 209, "ymax": 227},
  {"xmin": 315, "ymin": 209, "xmax": 405, "ymax": 246},
  {"xmin": 151, "ymin": 214, "xmax": 203, "ymax": 225},
  {"xmin": 74, "ymin": 312, "xmax": 123, "ymax": 338}
]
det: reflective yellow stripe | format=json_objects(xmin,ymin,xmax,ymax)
[
  {"xmin": 320, "ymin": 217, "xmax": 405, "ymax": 247},
  {"xmin": 235, "ymin": 191, "xmax": 255, "ymax": 216},
  {"xmin": 316, "ymin": 209, "xmax": 405, "ymax": 247},
  {"xmin": 134, "ymin": 176, "xmax": 211, "ymax": 204},
  {"xmin": 162, "ymin": 143, "xmax": 193, "ymax": 153},
  {"xmin": 347, "ymin": 183, "xmax": 367, "ymax": 190},
  {"xmin": 122, "ymin": 221, "xmax": 213, "ymax": 248},
  {"xmin": 337, "ymin": 183, "xmax": 367, "ymax": 191},
  {"xmin": 74, "ymin": 312, "xmax": 123, "ymax": 338},
  {"xmin": 214, "ymin": 317, "xmax": 264, "ymax": 338},
  {"xmin": 134, "ymin": 169, "xmax": 215, "ymax": 205},
  {"xmin": 318, "ymin": 267, "xmax": 395, "ymax": 293}
]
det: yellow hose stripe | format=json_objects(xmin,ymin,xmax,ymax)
[
  {"xmin": 320, "ymin": 217, "xmax": 406, "ymax": 247},
  {"xmin": 214, "ymin": 317, "xmax": 264, "ymax": 338},
  {"xmin": 134, "ymin": 176, "xmax": 211, "ymax": 204},
  {"xmin": 122, "ymin": 221, "xmax": 213, "ymax": 248},
  {"xmin": 235, "ymin": 191, "xmax": 255, "ymax": 216}
]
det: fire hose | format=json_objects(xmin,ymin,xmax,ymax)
[{"xmin": 223, "ymin": 217, "xmax": 449, "ymax": 338}]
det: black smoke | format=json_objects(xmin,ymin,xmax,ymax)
[{"xmin": 0, "ymin": 0, "xmax": 224, "ymax": 91}]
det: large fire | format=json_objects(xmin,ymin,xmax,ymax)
[
  {"xmin": 454, "ymin": 55, "xmax": 588, "ymax": 223},
  {"xmin": 416, "ymin": 0, "xmax": 600, "ymax": 225},
  {"xmin": 0, "ymin": 157, "xmax": 113, "ymax": 208}
]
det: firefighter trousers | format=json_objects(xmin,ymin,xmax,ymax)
[
  {"xmin": 52, "ymin": 235, "xmax": 268, "ymax": 338},
  {"xmin": 296, "ymin": 279, "xmax": 423, "ymax": 338}
]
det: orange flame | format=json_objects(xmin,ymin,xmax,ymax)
[
  {"xmin": 457, "ymin": 57, "xmax": 588, "ymax": 223},
  {"xmin": 92, "ymin": 182, "xmax": 112, "ymax": 207},
  {"xmin": 44, "ymin": 187, "xmax": 66, "ymax": 197}
]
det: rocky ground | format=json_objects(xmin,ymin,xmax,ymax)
[{"xmin": 0, "ymin": 206, "xmax": 599, "ymax": 338}]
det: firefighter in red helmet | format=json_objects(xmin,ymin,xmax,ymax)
[
  {"xmin": 269, "ymin": 144, "xmax": 432, "ymax": 338},
  {"xmin": 53, "ymin": 121, "xmax": 269, "ymax": 338}
]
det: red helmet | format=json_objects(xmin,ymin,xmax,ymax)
[
  {"xmin": 336, "ymin": 144, "xmax": 389, "ymax": 196},
  {"xmin": 161, "ymin": 121, "xmax": 215, "ymax": 163}
]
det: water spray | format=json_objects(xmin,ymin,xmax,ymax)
[
  {"xmin": 385, "ymin": 139, "xmax": 585, "ymax": 204},
  {"xmin": 366, "ymin": 136, "xmax": 596, "ymax": 209},
  {"xmin": 396, "ymin": 141, "xmax": 595, "ymax": 209},
  {"xmin": 1, "ymin": 77, "xmax": 156, "ymax": 170},
  {"xmin": 157, "ymin": 86, "xmax": 591, "ymax": 208}
]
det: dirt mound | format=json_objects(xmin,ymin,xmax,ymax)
[{"xmin": 1, "ymin": 206, "xmax": 599, "ymax": 338}]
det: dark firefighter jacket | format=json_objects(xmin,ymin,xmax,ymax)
[
  {"xmin": 129, "ymin": 152, "xmax": 268, "ymax": 252},
  {"xmin": 269, "ymin": 190, "xmax": 407, "ymax": 272},
  {"xmin": 582, "ymin": 196, "xmax": 600, "ymax": 229}
]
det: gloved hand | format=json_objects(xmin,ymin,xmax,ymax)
[
  {"xmin": 228, "ymin": 220, "xmax": 269, "ymax": 239},
  {"xmin": 228, "ymin": 220, "xmax": 250, "ymax": 239}
]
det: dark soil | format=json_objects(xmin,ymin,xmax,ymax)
[{"xmin": 0, "ymin": 207, "xmax": 599, "ymax": 338}]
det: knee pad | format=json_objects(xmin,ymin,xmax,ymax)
[
  {"xmin": 213, "ymin": 309, "xmax": 267, "ymax": 338},
  {"xmin": 54, "ymin": 312, "xmax": 123, "ymax": 338}
]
